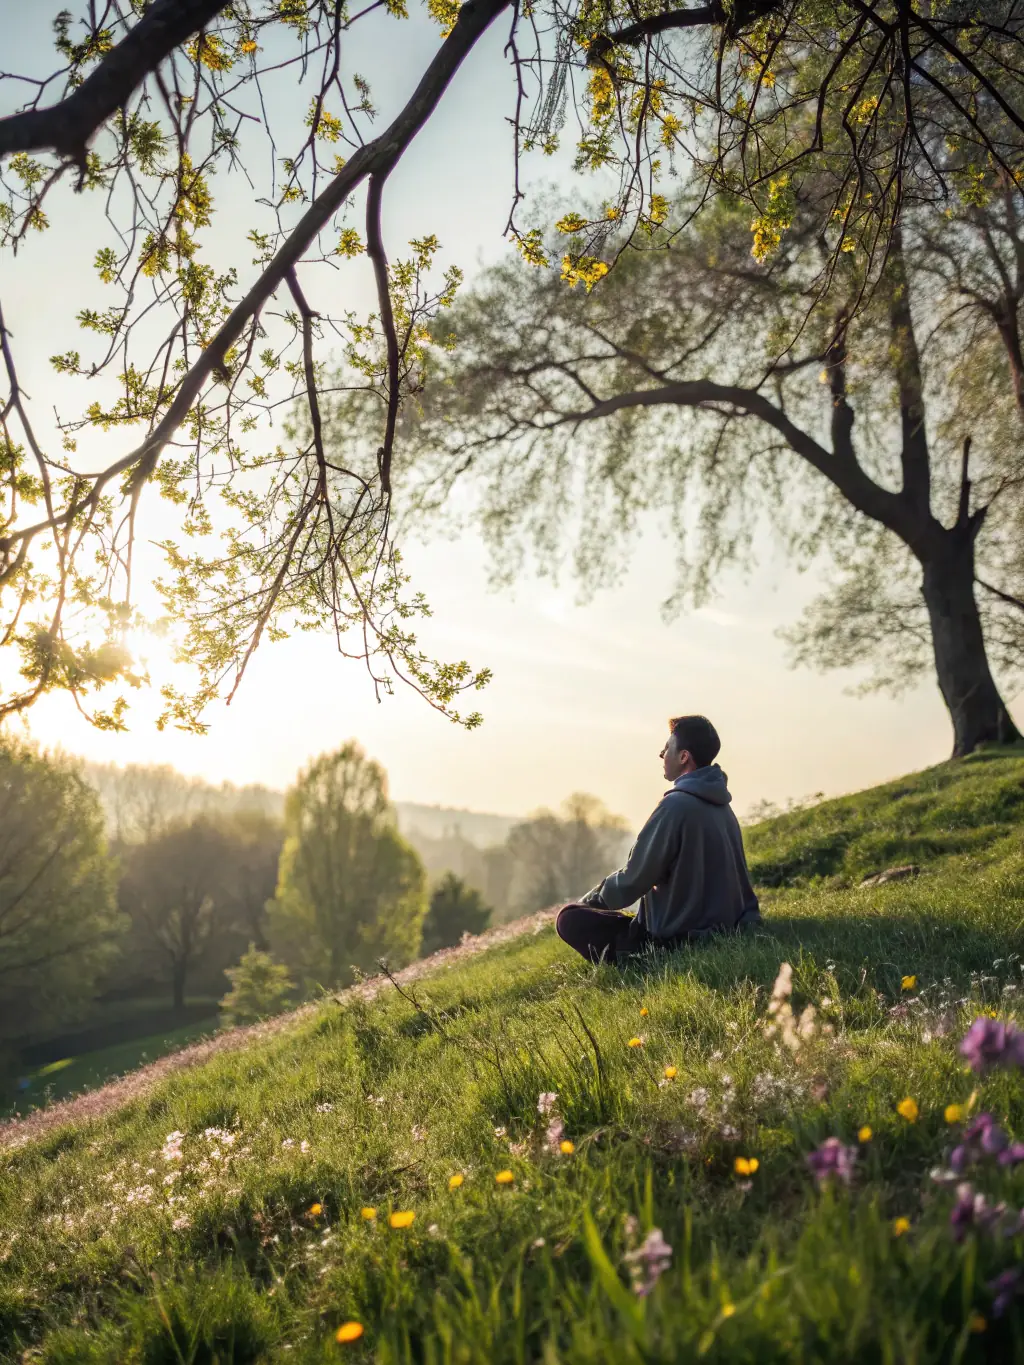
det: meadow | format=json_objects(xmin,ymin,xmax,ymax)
[{"xmin": 3, "ymin": 751, "xmax": 1024, "ymax": 1363}]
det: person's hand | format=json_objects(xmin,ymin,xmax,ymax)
[{"xmin": 579, "ymin": 885, "xmax": 608, "ymax": 909}]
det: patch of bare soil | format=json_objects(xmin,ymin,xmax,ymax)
[{"xmin": 0, "ymin": 908, "xmax": 558, "ymax": 1152}]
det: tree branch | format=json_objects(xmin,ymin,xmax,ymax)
[
  {"xmin": 0, "ymin": 0, "xmax": 233, "ymax": 164},
  {"xmin": 977, "ymin": 575, "xmax": 1024, "ymax": 615}
]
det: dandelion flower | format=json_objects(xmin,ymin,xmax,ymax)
[
  {"xmin": 360, "ymin": 1206, "xmax": 377, "ymax": 1221},
  {"xmin": 857, "ymin": 1126, "xmax": 873, "ymax": 1143},
  {"xmin": 388, "ymin": 1210, "xmax": 415, "ymax": 1228},
  {"xmin": 945, "ymin": 1104, "xmax": 966, "ymax": 1124},
  {"xmin": 336, "ymin": 1321, "xmax": 364, "ymax": 1343},
  {"xmin": 901, "ymin": 975, "xmax": 917, "ymax": 991},
  {"xmin": 628, "ymin": 1037, "xmax": 643, "ymax": 1049},
  {"xmin": 448, "ymin": 1174, "xmax": 464, "ymax": 1190},
  {"xmin": 663, "ymin": 1066, "xmax": 678, "ymax": 1080},
  {"xmin": 560, "ymin": 1140, "xmax": 575, "ymax": 1155},
  {"xmin": 734, "ymin": 1157, "xmax": 759, "ymax": 1176},
  {"xmin": 639, "ymin": 1007, "xmax": 649, "ymax": 1016},
  {"xmin": 308, "ymin": 1202, "xmax": 323, "ymax": 1216},
  {"xmin": 892, "ymin": 1216, "xmax": 911, "ymax": 1236},
  {"xmin": 897, "ymin": 1097, "xmax": 919, "ymax": 1122},
  {"xmin": 495, "ymin": 1169, "xmax": 514, "ymax": 1184}
]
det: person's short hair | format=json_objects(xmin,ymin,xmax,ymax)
[{"xmin": 668, "ymin": 714, "xmax": 721, "ymax": 768}]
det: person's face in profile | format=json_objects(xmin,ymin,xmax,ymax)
[{"xmin": 659, "ymin": 731, "xmax": 693, "ymax": 783}]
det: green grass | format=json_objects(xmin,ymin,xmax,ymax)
[
  {"xmin": 1, "ymin": 1019, "xmax": 219, "ymax": 1120},
  {"xmin": 3, "ymin": 752, "xmax": 1024, "ymax": 1362}
]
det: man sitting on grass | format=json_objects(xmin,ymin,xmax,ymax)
[{"xmin": 556, "ymin": 714, "xmax": 761, "ymax": 965}]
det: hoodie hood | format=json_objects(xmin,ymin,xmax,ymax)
[{"xmin": 670, "ymin": 763, "xmax": 732, "ymax": 806}]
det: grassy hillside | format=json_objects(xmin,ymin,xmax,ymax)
[{"xmin": 3, "ymin": 752, "xmax": 1024, "ymax": 1363}]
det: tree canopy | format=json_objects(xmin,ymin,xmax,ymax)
[{"xmin": 2, "ymin": 2, "xmax": 1023, "ymax": 728}]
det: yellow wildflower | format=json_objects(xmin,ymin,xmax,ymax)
[
  {"xmin": 945, "ymin": 1104, "xmax": 966, "ymax": 1124},
  {"xmin": 857, "ymin": 1126, "xmax": 873, "ymax": 1143},
  {"xmin": 560, "ymin": 1140, "xmax": 575, "ymax": 1155},
  {"xmin": 721, "ymin": 1302, "xmax": 736, "ymax": 1318},
  {"xmin": 901, "ymin": 975, "xmax": 917, "ymax": 991},
  {"xmin": 336, "ymin": 1321, "xmax": 364, "ymax": 1343},
  {"xmin": 734, "ymin": 1157, "xmax": 759, "ymax": 1176},
  {"xmin": 664, "ymin": 1066, "xmax": 678, "ymax": 1080},
  {"xmin": 495, "ymin": 1169, "xmax": 514, "ymax": 1184},
  {"xmin": 627, "ymin": 1037, "xmax": 643, "ymax": 1048},
  {"xmin": 897, "ymin": 1097, "xmax": 919, "ymax": 1122},
  {"xmin": 388, "ymin": 1210, "xmax": 415, "ymax": 1228},
  {"xmin": 308, "ymin": 1202, "xmax": 323, "ymax": 1216},
  {"xmin": 448, "ymin": 1173, "xmax": 464, "ymax": 1190},
  {"xmin": 360, "ymin": 1206, "xmax": 377, "ymax": 1221},
  {"xmin": 639, "ymin": 1006, "xmax": 649, "ymax": 1016},
  {"xmin": 892, "ymin": 1216, "xmax": 911, "ymax": 1236}
]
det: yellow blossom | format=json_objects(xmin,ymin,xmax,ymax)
[
  {"xmin": 664, "ymin": 1066, "xmax": 678, "ymax": 1080},
  {"xmin": 897, "ymin": 1097, "xmax": 919, "ymax": 1122},
  {"xmin": 388, "ymin": 1210, "xmax": 415, "ymax": 1228},
  {"xmin": 734, "ymin": 1157, "xmax": 759, "ymax": 1177},
  {"xmin": 308, "ymin": 1202, "xmax": 323, "ymax": 1216},
  {"xmin": 495, "ymin": 1169, "xmax": 515, "ymax": 1184},
  {"xmin": 448, "ymin": 1174, "xmax": 464, "ymax": 1190},
  {"xmin": 858, "ymin": 1126, "xmax": 873, "ymax": 1143},
  {"xmin": 560, "ymin": 1140, "xmax": 575, "ymax": 1155},
  {"xmin": 901, "ymin": 975, "xmax": 917, "ymax": 991},
  {"xmin": 627, "ymin": 1037, "xmax": 643, "ymax": 1048},
  {"xmin": 336, "ymin": 1321, "xmax": 364, "ymax": 1343},
  {"xmin": 639, "ymin": 1007, "xmax": 649, "ymax": 1017},
  {"xmin": 721, "ymin": 1302, "xmax": 736, "ymax": 1318},
  {"xmin": 945, "ymin": 1104, "xmax": 966, "ymax": 1124},
  {"xmin": 239, "ymin": 39, "xmax": 259, "ymax": 54},
  {"xmin": 360, "ymin": 1206, "xmax": 377, "ymax": 1220},
  {"xmin": 892, "ymin": 1216, "xmax": 910, "ymax": 1236}
]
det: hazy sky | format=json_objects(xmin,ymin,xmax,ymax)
[{"xmin": 1, "ymin": 5, "xmax": 1002, "ymax": 827}]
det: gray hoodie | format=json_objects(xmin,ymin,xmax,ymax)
[{"xmin": 585, "ymin": 765, "xmax": 761, "ymax": 940}]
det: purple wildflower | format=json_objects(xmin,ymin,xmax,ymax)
[
  {"xmin": 989, "ymin": 1267, "xmax": 1024, "ymax": 1318},
  {"xmin": 623, "ymin": 1228, "xmax": 673, "ymax": 1298},
  {"xmin": 959, "ymin": 1017, "xmax": 1024, "ymax": 1074},
  {"xmin": 951, "ymin": 1113, "xmax": 1009, "ymax": 1172},
  {"xmin": 806, "ymin": 1137, "xmax": 858, "ymax": 1187},
  {"xmin": 949, "ymin": 1182, "xmax": 1006, "ymax": 1243},
  {"xmin": 999, "ymin": 1141, "xmax": 1024, "ymax": 1168}
]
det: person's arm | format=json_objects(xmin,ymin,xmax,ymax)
[{"xmin": 582, "ymin": 800, "xmax": 680, "ymax": 912}]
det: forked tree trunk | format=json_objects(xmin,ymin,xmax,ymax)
[{"xmin": 920, "ymin": 532, "xmax": 1021, "ymax": 756}]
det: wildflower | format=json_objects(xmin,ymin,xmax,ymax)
[
  {"xmin": 858, "ymin": 1126, "xmax": 873, "ymax": 1143},
  {"xmin": 989, "ymin": 1267, "xmax": 1024, "ymax": 1317},
  {"xmin": 897, "ymin": 1097, "xmax": 919, "ymax": 1122},
  {"xmin": 901, "ymin": 975, "xmax": 917, "ymax": 991},
  {"xmin": 448, "ymin": 1174, "xmax": 464, "ymax": 1190},
  {"xmin": 968, "ymin": 1313, "xmax": 987, "ymax": 1333},
  {"xmin": 537, "ymin": 1092, "xmax": 558, "ymax": 1116},
  {"xmin": 308, "ymin": 1203, "xmax": 323, "ymax": 1217},
  {"xmin": 315, "ymin": 1102, "xmax": 334, "ymax": 1113},
  {"xmin": 532, "ymin": 1236, "xmax": 546, "ymax": 1247},
  {"xmin": 892, "ymin": 1217, "xmax": 910, "ymax": 1236},
  {"xmin": 300, "ymin": 1140, "xmax": 310, "ymax": 1154},
  {"xmin": 545, "ymin": 1117, "xmax": 565, "ymax": 1152},
  {"xmin": 945, "ymin": 1104, "xmax": 966, "ymax": 1124},
  {"xmin": 282, "ymin": 1138, "xmax": 295, "ymax": 1150},
  {"xmin": 495, "ymin": 1169, "xmax": 514, "ymax": 1184},
  {"xmin": 388, "ymin": 1211, "xmax": 415, "ymax": 1228},
  {"xmin": 951, "ymin": 1113, "xmax": 1009, "ymax": 1171},
  {"xmin": 623, "ymin": 1227, "xmax": 672, "ymax": 1297},
  {"xmin": 719, "ymin": 1124, "xmax": 740, "ymax": 1142},
  {"xmin": 560, "ymin": 1140, "xmax": 575, "ymax": 1155},
  {"xmin": 721, "ymin": 1302, "xmax": 736, "ymax": 1319},
  {"xmin": 161, "ymin": 1131, "xmax": 184, "ymax": 1162},
  {"xmin": 640, "ymin": 1007, "xmax": 649, "ymax": 1017},
  {"xmin": 336, "ymin": 1322, "xmax": 364, "ymax": 1343},
  {"xmin": 949, "ymin": 1183, "xmax": 1006, "ymax": 1243},
  {"xmin": 493, "ymin": 1126, "xmax": 507, "ymax": 1138},
  {"xmin": 959, "ymin": 1016, "xmax": 1024, "ymax": 1074},
  {"xmin": 628, "ymin": 1037, "xmax": 644, "ymax": 1048},
  {"xmin": 734, "ymin": 1157, "xmax": 759, "ymax": 1176},
  {"xmin": 663, "ymin": 1066, "xmax": 678, "ymax": 1080},
  {"xmin": 360, "ymin": 1207, "xmax": 377, "ymax": 1221},
  {"xmin": 807, "ymin": 1137, "xmax": 858, "ymax": 1187},
  {"xmin": 688, "ymin": 1087, "xmax": 710, "ymax": 1110},
  {"xmin": 171, "ymin": 1214, "xmax": 191, "ymax": 1231},
  {"xmin": 999, "ymin": 1141, "xmax": 1024, "ymax": 1167},
  {"xmin": 410, "ymin": 1125, "xmax": 426, "ymax": 1142}
]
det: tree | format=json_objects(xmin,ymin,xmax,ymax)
[
  {"xmin": 420, "ymin": 872, "xmax": 492, "ymax": 956},
  {"xmin": 504, "ymin": 794, "xmax": 630, "ymax": 912},
  {"xmin": 1, "ymin": 3, "xmax": 1023, "ymax": 731},
  {"xmin": 118, "ymin": 815, "xmax": 236, "ymax": 1009},
  {"xmin": 0, "ymin": 738, "xmax": 121, "ymax": 1056},
  {"xmin": 268, "ymin": 743, "xmax": 427, "ymax": 986},
  {"xmin": 219, "ymin": 944, "xmax": 294, "ymax": 1027},
  {"xmin": 394, "ymin": 171, "xmax": 1024, "ymax": 755}
]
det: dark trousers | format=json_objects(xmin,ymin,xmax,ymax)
[{"xmin": 555, "ymin": 903, "xmax": 662, "ymax": 965}]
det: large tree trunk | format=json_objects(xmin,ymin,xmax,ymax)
[{"xmin": 920, "ymin": 533, "xmax": 1020, "ymax": 756}]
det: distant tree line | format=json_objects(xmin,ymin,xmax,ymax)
[{"xmin": 0, "ymin": 737, "xmax": 629, "ymax": 1071}]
